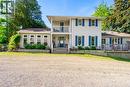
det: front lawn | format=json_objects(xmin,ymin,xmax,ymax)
[{"xmin": 0, "ymin": 52, "xmax": 130, "ymax": 62}]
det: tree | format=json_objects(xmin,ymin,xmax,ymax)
[
  {"xmin": 14, "ymin": 0, "xmax": 46, "ymax": 29},
  {"xmin": 0, "ymin": 18, "xmax": 8, "ymax": 44},
  {"xmin": 108, "ymin": 0, "xmax": 130, "ymax": 33},
  {"xmin": 92, "ymin": 3, "xmax": 113, "ymax": 30}
]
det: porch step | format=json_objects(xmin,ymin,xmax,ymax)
[{"xmin": 53, "ymin": 48, "xmax": 68, "ymax": 54}]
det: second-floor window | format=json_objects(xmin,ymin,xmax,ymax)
[
  {"xmin": 91, "ymin": 20, "xmax": 95, "ymax": 26},
  {"xmin": 78, "ymin": 19, "xmax": 82, "ymax": 26},
  {"xmin": 89, "ymin": 19, "xmax": 98, "ymax": 27}
]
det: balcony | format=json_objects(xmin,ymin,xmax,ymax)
[{"xmin": 52, "ymin": 26, "xmax": 70, "ymax": 33}]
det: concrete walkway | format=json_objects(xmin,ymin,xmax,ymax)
[{"xmin": 0, "ymin": 55, "xmax": 130, "ymax": 87}]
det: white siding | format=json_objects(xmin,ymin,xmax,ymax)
[{"xmin": 71, "ymin": 19, "xmax": 102, "ymax": 47}]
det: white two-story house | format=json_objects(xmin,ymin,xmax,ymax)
[
  {"xmin": 48, "ymin": 16, "xmax": 102, "ymax": 52},
  {"xmin": 19, "ymin": 16, "xmax": 102, "ymax": 52}
]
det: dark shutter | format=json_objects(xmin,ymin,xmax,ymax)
[
  {"xmin": 89, "ymin": 19, "xmax": 91, "ymax": 26},
  {"xmin": 96, "ymin": 19, "xmax": 98, "ymax": 27},
  {"xmin": 82, "ymin": 36, "xmax": 85, "ymax": 46},
  {"xmin": 95, "ymin": 36, "xmax": 98, "ymax": 47},
  {"xmin": 121, "ymin": 38, "xmax": 123, "ymax": 44},
  {"xmin": 75, "ymin": 36, "xmax": 78, "ymax": 46},
  {"xmin": 110, "ymin": 37, "xmax": 112, "ymax": 44},
  {"xmin": 82, "ymin": 19, "xmax": 85, "ymax": 26},
  {"xmin": 89, "ymin": 36, "xmax": 91, "ymax": 46},
  {"xmin": 118, "ymin": 38, "xmax": 120, "ymax": 44},
  {"xmin": 75, "ymin": 19, "xmax": 78, "ymax": 26}
]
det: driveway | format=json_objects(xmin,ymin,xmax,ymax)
[{"xmin": 0, "ymin": 54, "xmax": 130, "ymax": 87}]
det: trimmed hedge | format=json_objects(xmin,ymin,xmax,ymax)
[
  {"xmin": 24, "ymin": 44, "xmax": 46, "ymax": 49},
  {"xmin": 77, "ymin": 46, "xmax": 97, "ymax": 50}
]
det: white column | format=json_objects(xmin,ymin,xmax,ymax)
[
  {"xmin": 21, "ymin": 34, "xmax": 24, "ymax": 48},
  {"xmin": 34, "ymin": 34, "xmax": 37, "ymax": 44},
  {"xmin": 28, "ymin": 34, "xmax": 30, "ymax": 44},
  {"xmin": 50, "ymin": 18, "xmax": 53, "ymax": 52},
  {"xmin": 69, "ymin": 18, "xmax": 72, "ymax": 49}
]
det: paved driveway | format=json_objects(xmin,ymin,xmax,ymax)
[{"xmin": 0, "ymin": 54, "xmax": 130, "ymax": 87}]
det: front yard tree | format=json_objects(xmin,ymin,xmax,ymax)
[
  {"xmin": 0, "ymin": 18, "xmax": 8, "ymax": 44},
  {"xmin": 108, "ymin": 0, "xmax": 130, "ymax": 33},
  {"xmin": 14, "ymin": 0, "xmax": 46, "ymax": 29},
  {"xmin": 92, "ymin": 3, "xmax": 113, "ymax": 30}
]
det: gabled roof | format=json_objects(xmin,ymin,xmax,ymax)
[
  {"xmin": 18, "ymin": 28, "xmax": 51, "ymax": 34},
  {"xmin": 47, "ymin": 15, "xmax": 103, "ymax": 22},
  {"xmin": 102, "ymin": 31, "xmax": 130, "ymax": 37}
]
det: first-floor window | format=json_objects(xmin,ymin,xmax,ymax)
[
  {"xmin": 37, "ymin": 35, "xmax": 41, "ymax": 44},
  {"xmin": 78, "ymin": 36, "xmax": 82, "ymax": 46},
  {"xmin": 91, "ymin": 36, "xmax": 95, "ymax": 46},
  {"xmin": 89, "ymin": 36, "xmax": 98, "ymax": 46},
  {"xmin": 44, "ymin": 36, "xmax": 48, "ymax": 46},
  {"xmin": 23, "ymin": 38, "xmax": 27, "ymax": 45},
  {"xmin": 23, "ymin": 35, "xmax": 28, "ymax": 46},
  {"xmin": 102, "ymin": 39, "xmax": 106, "ymax": 44},
  {"xmin": 111, "ymin": 38, "xmax": 119, "ymax": 45},
  {"xmin": 30, "ymin": 35, "xmax": 35, "ymax": 44},
  {"xmin": 75, "ymin": 36, "xmax": 85, "ymax": 46},
  {"xmin": 118, "ymin": 38, "xmax": 123, "ymax": 44}
]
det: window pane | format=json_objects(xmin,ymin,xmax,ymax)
[
  {"xmin": 30, "ymin": 42, "xmax": 34, "ymax": 44},
  {"xmin": 37, "ymin": 35, "xmax": 41, "ymax": 38},
  {"xmin": 115, "ymin": 38, "xmax": 118, "ymax": 44},
  {"xmin": 92, "ymin": 20, "xmax": 95, "ymax": 26},
  {"xmin": 37, "ymin": 42, "xmax": 41, "ymax": 44},
  {"xmin": 112, "ymin": 38, "xmax": 114, "ymax": 44},
  {"xmin": 24, "ymin": 35, "xmax": 27, "ymax": 37},
  {"xmin": 92, "ymin": 37, "xmax": 95, "ymax": 45},
  {"xmin": 78, "ymin": 36, "xmax": 82, "ymax": 45},
  {"xmin": 44, "ymin": 36, "xmax": 47, "ymax": 38},
  {"xmin": 24, "ymin": 38, "xmax": 27, "ymax": 45},
  {"xmin": 78, "ymin": 19, "xmax": 82, "ymax": 26},
  {"xmin": 102, "ymin": 39, "xmax": 106, "ymax": 44}
]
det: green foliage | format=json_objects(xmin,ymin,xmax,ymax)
[
  {"xmin": 0, "ymin": 44, "xmax": 2, "ymax": 50},
  {"xmin": 90, "ymin": 46, "xmax": 97, "ymax": 50},
  {"xmin": 0, "ymin": 18, "xmax": 8, "ymax": 44},
  {"xmin": 92, "ymin": 3, "xmax": 113, "ymax": 30},
  {"xmin": 78, "ymin": 46, "xmax": 84, "ymax": 50},
  {"xmin": 93, "ymin": 3, "xmax": 112, "ymax": 17},
  {"xmin": 8, "ymin": 34, "xmax": 21, "ymax": 51},
  {"xmin": 77, "ymin": 46, "xmax": 97, "ymax": 50},
  {"xmin": 25, "ymin": 44, "xmax": 46, "ymax": 49},
  {"xmin": 107, "ymin": 0, "xmax": 130, "ymax": 33},
  {"xmin": 84, "ymin": 46, "xmax": 90, "ymax": 50},
  {"xmin": 8, "ymin": 42, "xmax": 16, "ymax": 51},
  {"xmin": 14, "ymin": 0, "xmax": 46, "ymax": 28}
]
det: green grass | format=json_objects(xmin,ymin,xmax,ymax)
[{"xmin": 0, "ymin": 52, "xmax": 130, "ymax": 62}]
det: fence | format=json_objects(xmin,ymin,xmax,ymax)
[{"xmin": 101, "ymin": 44, "xmax": 130, "ymax": 51}]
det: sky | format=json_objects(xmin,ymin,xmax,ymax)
[{"xmin": 37, "ymin": 0, "xmax": 114, "ymax": 27}]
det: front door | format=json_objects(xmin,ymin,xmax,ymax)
[
  {"xmin": 60, "ymin": 22, "xmax": 64, "ymax": 32},
  {"xmin": 58, "ymin": 37, "xmax": 65, "ymax": 48}
]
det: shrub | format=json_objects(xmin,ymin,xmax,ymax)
[
  {"xmin": 90, "ymin": 46, "xmax": 96, "ymax": 50},
  {"xmin": 44, "ymin": 42, "xmax": 48, "ymax": 46},
  {"xmin": 8, "ymin": 34, "xmax": 21, "ymax": 51},
  {"xmin": 84, "ymin": 46, "xmax": 90, "ymax": 50},
  {"xmin": 24, "ymin": 44, "xmax": 46, "ymax": 50},
  {"xmin": 0, "ymin": 26, "xmax": 8, "ymax": 44},
  {"xmin": 8, "ymin": 42, "xmax": 16, "ymax": 51},
  {"xmin": 0, "ymin": 44, "xmax": 2, "ymax": 50},
  {"xmin": 35, "ymin": 44, "xmax": 46, "ymax": 49},
  {"xmin": 78, "ymin": 46, "xmax": 84, "ymax": 50}
]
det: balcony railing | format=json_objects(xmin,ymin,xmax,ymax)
[{"xmin": 53, "ymin": 26, "xmax": 69, "ymax": 33}]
